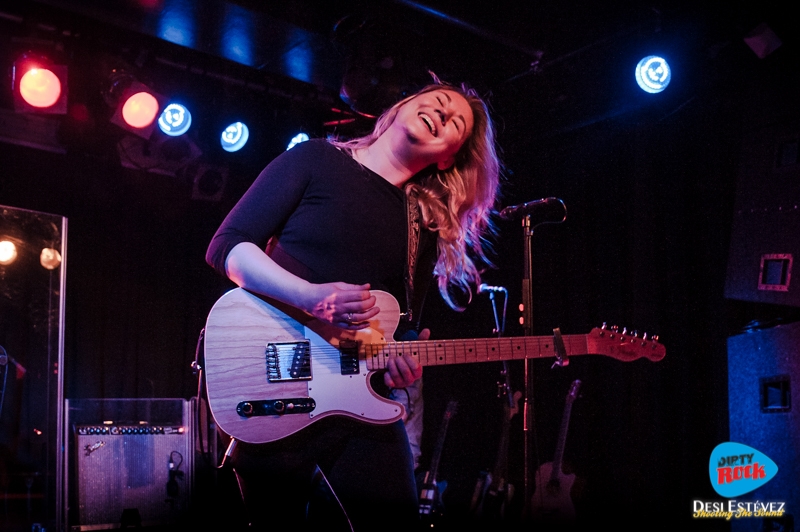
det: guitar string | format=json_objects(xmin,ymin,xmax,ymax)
[{"xmin": 265, "ymin": 336, "xmax": 595, "ymax": 369}]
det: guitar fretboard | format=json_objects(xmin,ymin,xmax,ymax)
[{"xmin": 364, "ymin": 334, "xmax": 590, "ymax": 370}]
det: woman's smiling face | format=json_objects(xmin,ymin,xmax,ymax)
[{"xmin": 392, "ymin": 88, "xmax": 475, "ymax": 170}]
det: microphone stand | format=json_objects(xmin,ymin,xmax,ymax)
[
  {"xmin": 521, "ymin": 214, "xmax": 536, "ymax": 512},
  {"xmin": 513, "ymin": 201, "xmax": 567, "ymax": 515}
]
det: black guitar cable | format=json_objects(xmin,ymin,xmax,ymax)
[{"xmin": 167, "ymin": 451, "xmax": 184, "ymax": 497}]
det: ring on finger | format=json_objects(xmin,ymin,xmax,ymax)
[{"xmin": 346, "ymin": 312, "xmax": 353, "ymax": 323}]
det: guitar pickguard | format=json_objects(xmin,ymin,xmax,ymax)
[{"xmin": 301, "ymin": 325, "xmax": 402, "ymax": 422}]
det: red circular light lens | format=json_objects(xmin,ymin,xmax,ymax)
[
  {"xmin": 121, "ymin": 91, "xmax": 159, "ymax": 128},
  {"xmin": 19, "ymin": 68, "xmax": 61, "ymax": 108}
]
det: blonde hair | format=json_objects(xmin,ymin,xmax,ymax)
[{"xmin": 331, "ymin": 82, "xmax": 501, "ymax": 310}]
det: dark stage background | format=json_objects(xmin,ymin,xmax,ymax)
[{"xmin": 2, "ymin": 1, "xmax": 800, "ymax": 530}]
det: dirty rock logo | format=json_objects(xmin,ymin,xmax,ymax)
[{"xmin": 709, "ymin": 441, "xmax": 778, "ymax": 497}]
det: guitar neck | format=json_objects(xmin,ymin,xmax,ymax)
[
  {"xmin": 365, "ymin": 334, "xmax": 588, "ymax": 370},
  {"xmin": 550, "ymin": 380, "xmax": 581, "ymax": 481},
  {"xmin": 550, "ymin": 402, "xmax": 574, "ymax": 478},
  {"xmin": 425, "ymin": 401, "xmax": 457, "ymax": 483}
]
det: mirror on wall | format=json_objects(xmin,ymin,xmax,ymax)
[{"xmin": 0, "ymin": 204, "xmax": 67, "ymax": 532}]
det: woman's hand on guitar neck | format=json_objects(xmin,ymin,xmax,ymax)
[{"xmin": 384, "ymin": 328, "xmax": 428, "ymax": 388}]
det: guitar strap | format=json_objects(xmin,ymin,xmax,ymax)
[
  {"xmin": 404, "ymin": 187, "xmax": 422, "ymax": 327},
  {"xmin": 404, "ymin": 188, "xmax": 437, "ymax": 333}
]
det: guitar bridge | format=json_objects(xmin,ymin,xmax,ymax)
[{"xmin": 265, "ymin": 341, "xmax": 311, "ymax": 382}]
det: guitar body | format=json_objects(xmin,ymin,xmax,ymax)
[
  {"xmin": 419, "ymin": 478, "xmax": 448, "ymax": 526},
  {"xmin": 203, "ymin": 287, "xmax": 405, "ymax": 444},
  {"xmin": 471, "ymin": 390, "xmax": 521, "ymax": 520},
  {"xmin": 529, "ymin": 379, "xmax": 582, "ymax": 525},
  {"xmin": 473, "ymin": 473, "xmax": 515, "ymax": 520},
  {"xmin": 530, "ymin": 462, "xmax": 577, "ymax": 524}
]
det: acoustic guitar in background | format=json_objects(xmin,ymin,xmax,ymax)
[{"xmin": 529, "ymin": 379, "xmax": 583, "ymax": 525}]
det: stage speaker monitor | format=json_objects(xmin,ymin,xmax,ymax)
[
  {"xmin": 724, "ymin": 119, "xmax": 800, "ymax": 308},
  {"xmin": 65, "ymin": 398, "xmax": 194, "ymax": 531},
  {"xmin": 728, "ymin": 321, "xmax": 799, "ymax": 532}
]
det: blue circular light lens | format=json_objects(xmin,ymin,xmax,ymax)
[
  {"xmin": 158, "ymin": 103, "xmax": 192, "ymax": 136},
  {"xmin": 221, "ymin": 122, "xmax": 249, "ymax": 152},
  {"xmin": 635, "ymin": 55, "xmax": 671, "ymax": 94}
]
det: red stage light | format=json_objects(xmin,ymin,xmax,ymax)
[
  {"xmin": 12, "ymin": 53, "xmax": 68, "ymax": 114},
  {"xmin": 121, "ymin": 91, "xmax": 160, "ymax": 128},
  {"xmin": 19, "ymin": 68, "xmax": 62, "ymax": 108},
  {"xmin": 106, "ymin": 73, "xmax": 167, "ymax": 139}
]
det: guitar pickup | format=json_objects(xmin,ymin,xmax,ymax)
[
  {"xmin": 265, "ymin": 341, "xmax": 311, "ymax": 382},
  {"xmin": 237, "ymin": 398, "xmax": 316, "ymax": 417},
  {"xmin": 339, "ymin": 340, "xmax": 360, "ymax": 375}
]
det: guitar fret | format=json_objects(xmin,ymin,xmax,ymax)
[
  {"xmin": 408, "ymin": 340, "xmax": 421, "ymax": 368},
  {"xmin": 450, "ymin": 338, "xmax": 468, "ymax": 364},
  {"xmin": 489, "ymin": 338, "xmax": 506, "ymax": 362},
  {"xmin": 433, "ymin": 340, "xmax": 448, "ymax": 366},
  {"xmin": 366, "ymin": 343, "xmax": 377, "ymax": 371},
  {"xmin": 471, "ymin": 338, "xmax": 489, "ymax": 363},
  {"xmin": 510, "ymin": 337, "xmax": 528, "ymax": 360}
]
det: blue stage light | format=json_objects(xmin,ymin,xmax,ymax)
[
  {"xmin": 286, "ymin": 132, "xmax": 309, "ymax": 150},
  {"xmin": 221, "ymin": 122, "xmax": 249, "ymax": 152},
  {"xmin": 635, "ymin": 55, "xmax": 671, "ymax": 94},
  {"xmin": 158, "ymin": 103, "xmax": 192, "ymax": 136}
]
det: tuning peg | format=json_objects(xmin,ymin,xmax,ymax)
[
  {"xmin": 652, "ymin": 334, "xmax": 659, "ymax": 343},
  {"xmin": 601, "ymin": 322, "xmax": 608, "ymax": 330},
  {"xmin": 642, "ymin": 332, "xmax": 648, "ymax": 341}
]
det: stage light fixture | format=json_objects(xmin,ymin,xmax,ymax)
[
  {"xmin": 635, "ymin": 55, "xmax": 671, "ymax": 94},
  {"xmin": 40, "ymin": 247, "xmax": 62, "ymax": 270},
  {"xmin": 220, "ymin": 121, "xmax": 249, "ymax": 153},
  {"xmin": 158, "ymin": 103, "xmax": 192, "ymax": 137},
  {"xmin": 286, "ymin": 132, "xmax": 309, "ymax": 151},
  {"xmin": 105, "ymin": 71, "xmax": 167, "ymax": 139},
  {"xmin": 122, "ymin": 91, "xmax": 159, "ymax": 128},
  {"xmin": 190, "ymin": 163, "xmax": 229, "ymax": 202},
  {"xmin": 12, "ymin": 53, "xmax": 68, "ymax": 114},
  {"xmin": 0, "ymin": 240, "xmax": 18, "ymax": 265}
]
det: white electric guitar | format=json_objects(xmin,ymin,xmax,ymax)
[{"xmin": 203, "ymin": 288, "xmax": 665, "ymax": 444}]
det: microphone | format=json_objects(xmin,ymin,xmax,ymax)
[
  {"xmin": 498, "ymin": 197, "xmax": 567, "ymax": 223},
  {"xmin": 478, "ymin": 284, "xmax": 507, "ymax": 294}
]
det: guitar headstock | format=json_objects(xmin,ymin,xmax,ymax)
[{"xmin": 587, "ymin": 324, "xmax": 665, "ymax": 362}]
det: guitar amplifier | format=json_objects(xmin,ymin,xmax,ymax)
[
  {"xmin": 64, "ymin": 398, "xmax": 195, "ymax": 531},
  {"xmin": 728, "ymin": 322, "xmax": 799, "ymax": 532},
  {"xmin": 724, "ymin": 118, "xmax": 800, "ymax": 308}
]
